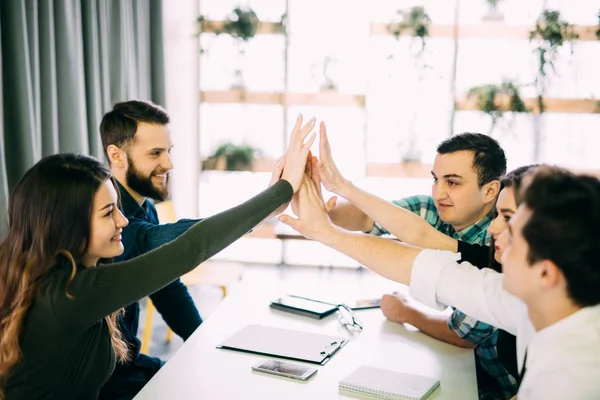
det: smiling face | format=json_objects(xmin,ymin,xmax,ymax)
[
  {"xmin": 124, "ymin": 122, "xmax": 174, "ymax": 201},
  {"xmin": 431, "ymin": 150, "xmax": 498, "ymax": 231},
  {"xmin": 82, "ymin": 179, "xmax": 129, "ymax": 267},
  {"xmin": 487, "ymin": 187, "xmax": 516, "ymax": 263}
]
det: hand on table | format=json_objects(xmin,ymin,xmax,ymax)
[{"xmin": 380, "ymin": 291, "xmax": 415, "ymax": 325}]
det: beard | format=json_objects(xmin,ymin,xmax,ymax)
[{"xmin": 125, "ymin": 155, "xmax": 170, "ymax": 201}]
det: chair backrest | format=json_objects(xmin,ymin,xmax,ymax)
[{"xmin": 154, "ymin": 200, "xmax": 176, "ymax": 224}]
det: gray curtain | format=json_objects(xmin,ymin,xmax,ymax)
[{"xmin": 0, "ymin": 0, "xmax": 164, "ymax": 233}]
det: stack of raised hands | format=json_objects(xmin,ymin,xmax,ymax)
[{"xmin": 270, "ymin": 114, "xmax": 348, "ymax": 241}]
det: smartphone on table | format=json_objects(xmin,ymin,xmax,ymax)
[{"xmin": 251, "ymin": 359, "xmax": 318, "ymax": 381}]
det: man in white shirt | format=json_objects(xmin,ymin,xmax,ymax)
[{"xmin": 280, "ymin": 167, "xmax": 600, "ymax": 399}]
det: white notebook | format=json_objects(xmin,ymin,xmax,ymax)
[{"xmin": 339, "ymin": 366, "xmax": 440, "ymax": 400}]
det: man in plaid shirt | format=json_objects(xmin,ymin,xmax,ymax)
[{"xmin": 329, "ymin": 133, "xmax": 516, "ymax": 399}]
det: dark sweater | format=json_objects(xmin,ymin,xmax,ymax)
[{"xmin": 5, "ymin": 180, "xmax": 292, "ymax": 400}]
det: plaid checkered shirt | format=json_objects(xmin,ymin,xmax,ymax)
[{"xmin": 370, "ymin": 195, "xmax": 518, "ymax": 400}]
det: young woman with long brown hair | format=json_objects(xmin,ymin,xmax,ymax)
[{"xmin": 0, "ymin": 115, "xmax": 316, "ymax": 399}]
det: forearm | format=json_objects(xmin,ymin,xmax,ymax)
[
  {"xmin": 151, "ymin": 279, "xmax": 202, "ymax": 340},
  {"xmin": 327, "ymin": 200, "xmax": 374, "ymax": 232},
  {"xmin": 56, "ymin": 180, "xmax": 293, "ymax": 327},
  {"xmin": 142, "ymin": 219, "xmax": 200, "ymax": 252},
  {"xmin": 338, "ymin": 182, "xmax": 457, "ymax": 251},
  {"xmin": 403, "ymin": 308, "xmax": 476, "ymax": 349},
  {"xmin": 317, "ymin": 227, "xmax": 420, "ymax": 285}
]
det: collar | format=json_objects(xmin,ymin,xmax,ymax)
[
  {"xmin": 453, "ymin": 209, "xmax": 495, "ymax": 242},
  {"xmin": 524, "ymin": 304, "xmax": 600, "ymax": 375},
  {"xmin": 116, "ymin": 181, "xmax": 148, "ymax": 219}
]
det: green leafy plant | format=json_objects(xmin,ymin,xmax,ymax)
[
  {"xmin": 387, "ymin": 6, "xmax": 431, "ymax": 162},
  {"xmin": 200, "ymin": 8, "xmax": 259, "ymax": 41},
  {"xmin": 528, "ymin": 9, "xmax": 578, "ymax": 161},
  {"xmin": 387, "ymin": 6, "xmax": 431, "ymax": 54},
  {"xmin": 529, "ymin": 9, "xmax": 579, "ymax": 114},
  {"xmin": 596, "ymin": 10, "xmax": 600, "ymax": 40},
  {"xmin": 203, "ymin": 143, "xmax": 259, "ymax": 172},
  {"xmin": 467, "ymin": 81, "xmax": 528, "ymax": 134}
]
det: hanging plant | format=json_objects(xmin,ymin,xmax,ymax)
[
  {"xmin": 387, "ymin": 6, "xmax": 431, "ymax": 54},
  {"xmin": 482, "ymin": 0, "xmax": 504, "ymax": 22},
  {"xmin": 215, "ymin": 7, "xmax": 260, "ymax": 42},
  {"xmin": 596, "ymin": 10, "xmax": 600, "ymax": 40},
  {"xmin": 529, "ymin": 9, "xmax": 578, "ymax": 114},
  {"xmin": 467, "ymin": 81, "xmax": 528, "ymax": 134}
]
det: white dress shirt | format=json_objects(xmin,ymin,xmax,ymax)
[{"xmin": 409, "ymin": 249, "xmax": 600, "ymax": 400}]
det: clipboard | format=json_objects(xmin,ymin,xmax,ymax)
[{"xmin": 216, "ymin": 324, "xmax": 349, "ymax": 365}]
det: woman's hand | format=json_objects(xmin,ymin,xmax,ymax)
[{"xmin": 280, "ymin": 114, "xmax": 317, "ymax": 192}]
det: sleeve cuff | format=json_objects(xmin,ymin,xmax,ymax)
[
  {"xmin": 368, "ymin": 222, "xmax": 385, "ymax": 236},
  {"xmin": 409, "ymin": 249, "xmax": 462, "ymax": 311}
]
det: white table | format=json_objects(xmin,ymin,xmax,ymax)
[{"xmin": 134, "ymin": 265, "xmax": 478, "ymax": 400}]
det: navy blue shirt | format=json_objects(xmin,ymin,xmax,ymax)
[{"xmin": 100, "ymin": 182, "xmax": 202, "ymax": 397}]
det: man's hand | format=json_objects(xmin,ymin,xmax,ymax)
[
  {"xmin": 278, "ymin": 174, "xmax": 336, "ymax": 241},
  {"xmin": 310, "ymin": 155, "xmax": 338, "ymax": 211},
  {"xmin": 380, "ymin": 291, "xmax": 415, "ymax": 324},
  {"xmin": 280, "ymin": 114, "xmax": 317, "ymax": 192},
  {"xmin": 315, "ymin": 122, "xmax": 349, "ymax": 194}
]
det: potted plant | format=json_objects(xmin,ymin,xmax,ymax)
[
  {"xmin": 203, "ymin": 143, "xmax": 259, "ymax": 172},
  {"xmin": 387, "ymin": 6, "xmax": 431, "ymax": 162},
  {"xmin": 467, "ymin": 80, "xmax": 528, "ymax": 135},
  {"xmin": 529, "ymin": 9, "xmax": 578, "ymax": 160},
  {"xmin": 482, "ymin": 0, "xmax": 504, "ymax": 22},
  {"xmin": 387, "ymin": 6, "xmax": 430, "ymax": 56}
]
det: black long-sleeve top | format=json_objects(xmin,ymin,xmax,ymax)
[
  {"xmin": 5, "ymin": 180, "xmax": 292, "ymax": 400},
  {"xmin": 457, "ymin": 241, "xmax": 519, "ymax": 379}
]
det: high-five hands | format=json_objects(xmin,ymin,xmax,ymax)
[
  {"xmin": 278, "ymin": 174, "xmax": 336, "ymax": 241},
  {"xmin": 280, "ymin": 114, "xmax": 317, "ymax": 192},
  {"xmin": 314, "ymin": 122, "xmax": 348, "ymax": 195}
]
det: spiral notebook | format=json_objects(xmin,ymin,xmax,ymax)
[{"xmin": 339, "ymin": 366, "xmax": 440, "ymax": 400}]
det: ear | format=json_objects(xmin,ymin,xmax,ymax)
[
  {"xmin": 483, "ymin": 180, "xmax": 500, "ymax": 205},
  {"xmin": 106, "ymin": 144, "xmax": 127, "ymax": 169},
  {"xmin": 537, "ymin": 259, "xmax": 563, "ymax": 291}
]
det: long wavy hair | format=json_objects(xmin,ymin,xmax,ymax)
[{"xmin": 0, "ymin": 153, "xmax": 129, "ymax": 390}]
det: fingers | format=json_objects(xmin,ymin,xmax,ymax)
[
  {"xmin": 294, "ymin": 116, "xmax": 316, "ymax": 146},
  {"xmin": 278, "ymin": 214, "xmax": 300, "ymax": 230},
  {"xmin": 303, "ymin": 173, "xmax": 323, "ymax": 203},
  {"xmin": 275, "ymin": 157, "xmax": 284, "ymax": 173},
  {"xmin": 305, "ymin": 151, "xmax": 313, "ymax": 175},
  {"xmin": 292, "ymin": 114, "xmax": 303, "ymax": 134},
  {"xmin": 302, "ymin": 132, "xmax": 317, "ymax": 153},
  {"xmin": 324, "ymin": 196, "xmax": 337, "ymax": 212},
  {"xmin": 319, "ymin": 122, "xmax": 331, "ymax": 158},
  {"xmin": 268, "ymin": 157, "xmax": 285, "ymax": 186},
  {"xmin": 310, "ymin": 156, "xmax": 324, "ymax": 200}
]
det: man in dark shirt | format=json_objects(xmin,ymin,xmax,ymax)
[{"xmin": 98, "ymin": 100, "xmax": 202, "ymax": 400}]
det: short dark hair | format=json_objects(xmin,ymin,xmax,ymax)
[
  {"xmin": 437, "ymin": 133, "xmax": 507, "ymax": 187},
  {"xmin": 99, "ymin": 100, "xmax": 169, "ymax": 161},
  {"xmin": 520, "ymin": 166, "xmax": 600, "ymax": 307}
]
